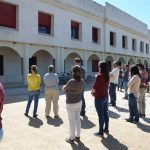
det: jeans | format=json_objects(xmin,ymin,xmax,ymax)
[
  {"xmin": 80, "ymin": 90, "xmax": 86, "ymax": 115},
  {"xmin": 66, "ymin": 101, "xmax": 82, "ymax": 140},
  {"xmin": 25, "ymin": 90, "xmax": 40, "ymax": 116},
  {"xmin": 128, "ymin": 93, "xmax": 139, "ymax": 121},
  {"xmin": 95, "ymin": 97, "xmax": 109, "ymax": 135},
  {"xmin": 109, "ymin": 82, "xmax": 117, "ymax": 105},
  {"xmin": 123, "ymin": 81, "xmax": 128, "ymax": 98}
]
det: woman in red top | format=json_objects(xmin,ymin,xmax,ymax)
[
  {"xmin": 0, "ymin": 82, "xmax": 4, "ymax": 129},
  {"xmin": 92, "ymin": 61, "xmax": 109, "ymax": 137}
]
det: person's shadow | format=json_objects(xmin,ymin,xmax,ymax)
[
  {"xmin": 101, "ymin": 134, "xmax": 128, "ymax": 150},
  {"xmin": 109, "ymin": 110, "xmax": 120, "ymax": 119},
  {"xmin": 46, "ymin": 116, "xmax": 63, "ymax": 127},
  {"xmin": 114, "ymin": 106, "xmax": 129, "ymax": 113},
  {"xmin": 136, "ymin": 122, "xmax": 150, "ymax": 133},
  {"xmin": 28, "ymin": 116, "xmax": 43, "ymax": 128},
  {"xmin": 71, "ymin": 141, "xmax": 90, "ymax": 150},
  {"xmin": 142, "ymin": 117, "xmax": 150, "ymax": 124},
  {"xmin": 81, "ymin": 117, "xmax": 95, "ymax": 129},
  {"xmin": 0, "ymin": 128, "xmax": 4, "ymax": 142}
]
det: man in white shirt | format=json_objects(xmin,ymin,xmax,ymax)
[
  {"xmin": 109, "ymin": 61, "xmax": 119, "ymax": 106},
  {"xmin": 43, "ymin": 65, "xmax": 59, "ymax": 118}
]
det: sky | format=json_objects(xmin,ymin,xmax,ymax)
[{"xmin": 93, "ymin": 0, "xmax": 150, "ymax": 29}]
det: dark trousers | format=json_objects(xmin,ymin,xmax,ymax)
[
  {"xmin": 95, "ymin": 97, "xmax": 109, "ymax": 135},
  {"xmin": 109, "ymin": 82, "xmax": 117, "ymax": 105},
  {"xmin": 128, "ymin": 93, "xmax": 139, "ymax": 121},
  {"xmin": 80, "ymin": 90, "xmax": 86, "ymax": 115}
]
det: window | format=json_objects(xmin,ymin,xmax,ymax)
[
  {"xmin": 71, "ymin": 21, "xmax": 80, "ymax": 40},
  {"xmin": 0, "ymin": 2, "xmax": 16, "ymax": 29},
  {"xmin": 92, "ymin": 27, "xmax": 98, "ymax": 43},
  {"xmin": 0, "ymin": 55, "xmax": 4, "ymax": 76},
  {"xmin": 146, "ymin": 43, "xmax": 149, "ymax": 54},
  {"xmin": 110, "ymin": 31, "xmax": 116, "ymax": 46},
  {"xmin": 132, "ymin": 38, "xmax": 136, "ymax": 51},
  {"xmin": 122, "ymin": 35, "xmax": 127, "ymax": 49},
  {"xmin": 140, "ymin": 41, "xmax": 144, "ymax": 53},
  {"xmin": 38, "ymin": 12, "xmax": 51, "ymax": 34},
  {"xmin": 92, "ymin": 60, "xmax": 99, "ymax": 72}
]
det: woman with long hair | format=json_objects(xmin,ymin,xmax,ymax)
[
  {"xmin": 126, "ymin": 65, "xmax": 141, "ymax": 123},
  {"xmin": 62, "ymin": 65, "xmax": 84, "ymax": 144},
  {"xmin": 91, "ymin": 61, "xmax": 109, "ymax": 137}
]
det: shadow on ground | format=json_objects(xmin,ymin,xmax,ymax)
[
  {"xmin": 46, "ymin": 116, "xmax": 63, "ymax": 127},
  {"xmin": 0, "ymin": 129, "xmax": 4, "ymax": 142},
  {"xmin": 27, "ymin": 116, "xmax": 43, "ymax": 128},
  {"xmin": 136, "ymin": 122, "xmax": 150, "ymax": 133},
  {"xmin": 142, "ymin": 117, "xmax": 150, "ymax": 124},
  {"xmin": 109, "ymin": 110, "xmax": 120, "ymax": 119},
  {"xmin": 114, "ymin": 106, "xmax": 129, "ymax": 113},
  {"xmin": 71, "ymin": 141, "xmax": 90, "ymax": 150},
  {"xmin": 101, "ymin": 134, "xmax": 128, "ymax": 150},
  {"xmin": 81, "ymin": 117, "xmax": 95, "ymax": 129}
]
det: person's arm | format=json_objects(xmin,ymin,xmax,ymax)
[
  {"xmin": 56, "ymin": 74, "xmax": 59, "ymax": 84},
  {"xmin": 91, "ymin": 75, "xmax": 101, "ymax": 96},
  {"xmin": 128, "ymin": 75, "xmax": 137, "ymax": 87},
  {"xmin": 62, "ymin": 80, "xmax": 71, "ymax": 92}
]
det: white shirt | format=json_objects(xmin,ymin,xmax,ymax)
[{"xmin": 110, "ymin": 67, "xmax": 119, "ymax": 84}]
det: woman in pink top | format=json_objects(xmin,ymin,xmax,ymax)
[
  {"xmin": 127, "ymin": 65, "xmax": 141, "ymax": 123},
  {"xmin": 0, "ymin": 83, "xmax": 4, "ymax": 129}
]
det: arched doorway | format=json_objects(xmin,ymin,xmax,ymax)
[
  {"xmin": 144, "ymin": 60, "xmax": 148, "ymax": 68},
  {"xmin": 137, "ymin": 59, "xmax": 142, "ymax": 64},
  {"xmin": 128, "ymin": 58, "xmax": 135, "ymax": 66},
  {"xmin": 118, "ymin": 57, "xmax": 126, "ymax": 66},
  {"xmin": 0, "ymin": 46, "xmax": 22, "ymax": 84},
  {"xmin": 65, "ymin": 53, "xmax": 81, "ymax": 73},
  {"xmin": 30, "ymin": 50, "xmax": 54, "ymax": 77},
  {"xmin": 105, "ymin": 56, "xmax": 114, "ymax": 71},
  {"xmin": 87, "ymin": 54, "xmax": 99, "ymax": 76}
]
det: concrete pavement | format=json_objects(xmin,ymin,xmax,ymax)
[{"xmin": 0, "ymin": 86, "xmax": 150, "ymax": 150}]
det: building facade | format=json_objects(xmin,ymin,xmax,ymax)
[{"xmin": 0, "ymin": 0, "xmax": 150, "ymax": 85}]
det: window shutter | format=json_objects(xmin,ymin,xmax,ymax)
[{"xmin": 0, "ymin": 2, "xmax": 16, "ymax": 28}]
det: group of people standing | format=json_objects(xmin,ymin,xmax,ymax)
[
  {"xmin": 0, "ymin": 58, "xmax": 149, "ymax": 144},
  {"xmin": 110, "ymin": 62, "xmax": 149, "ymax": 123},
  {"xmin": 23, "ymin": 58, "xmax": 86, "ymax": 144}
]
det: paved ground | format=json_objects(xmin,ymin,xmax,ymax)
[{"xmin": 0, "ymin": 84, "xmax": 150, "ymax": 150}]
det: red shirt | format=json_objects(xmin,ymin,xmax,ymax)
[{"xmin": 93, "ymin": 74, "xmax": 109, "ymax": 99}]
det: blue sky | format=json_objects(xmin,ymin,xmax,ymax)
[{"xmin": 93, "ymin": 0, "xmax": 150, "ymax": 29}]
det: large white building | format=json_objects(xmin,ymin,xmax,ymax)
[{"xmin": 0, "ymin": 0, "xmax": 150, "ymax": 85}]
